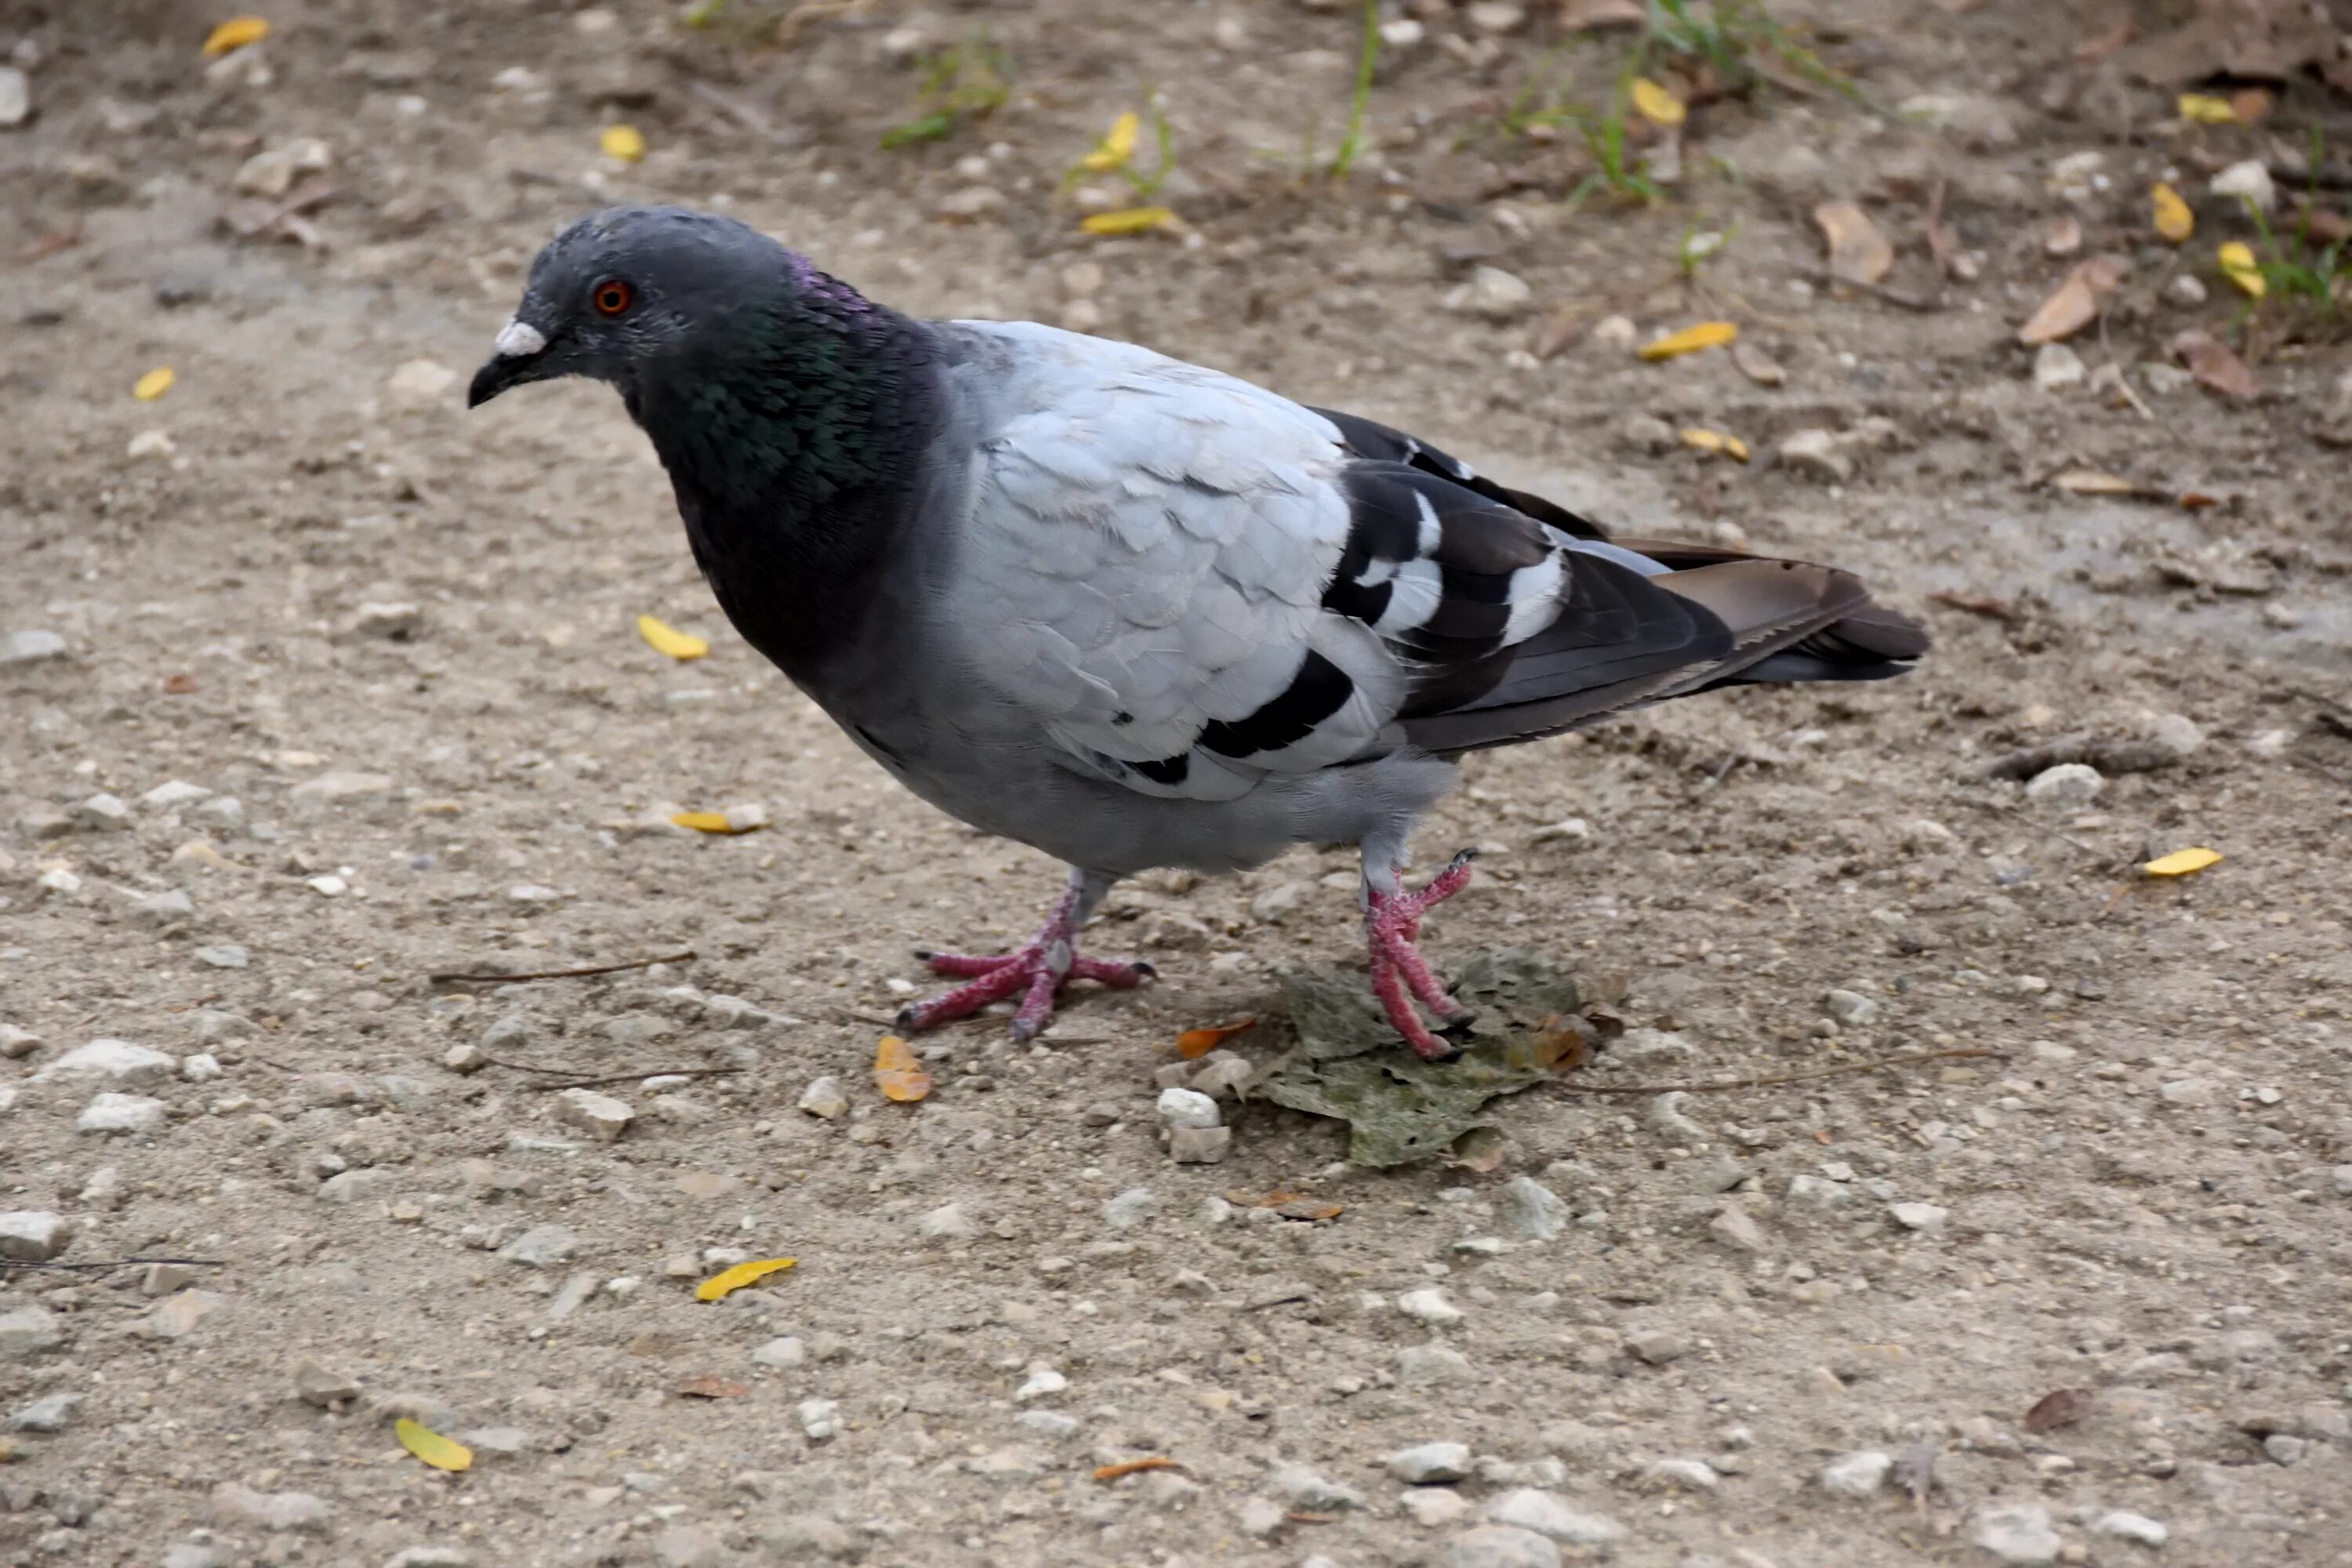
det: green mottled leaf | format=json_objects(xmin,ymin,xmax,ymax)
[{"xmin": 1256, "ymin": 951, "xmax": 1590, "ymax": 1168}]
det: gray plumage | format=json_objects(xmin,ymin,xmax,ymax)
[{"xmin": 470, "ymin": 206, "xmax": 1925, "ymax": 1054}]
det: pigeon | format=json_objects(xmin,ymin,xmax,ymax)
[{"xmin": 469, "ymin": 206, "xmax": 1925, "ymax": 1058}]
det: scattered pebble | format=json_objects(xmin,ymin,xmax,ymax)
[
  {"xmin": 1403, "ymin": 1487, "xmax": 1472, "ymax": 1526},
  {"xmin": 0, "ymin": 65, "xmax": 27, "ymax": 128},
  {"xmin": 797, "ymin": 1398, "xmax": 840, "ymax": 1441},
  {"xmin": 1777, "ymin": 427, "xmax": 1852, "ymax": 483},
  {"xmin": 1444, "ymin": 1526, "xmax": 1560, "ymax": 1568},
  {"xmin": 0, "ymin": 630, "xmax": 67, "ymax": 666},
  {"xmin": 0, "ymin": 1210, "xmax": 74, "ymax": 1262},
  {"xmin": 1390, "ymin": 1441, "xmax": 1474, "ymax": 1484},
  {"xmin": 498, "ymin": 1225, "xmax": 580, "ymax": 1269},
  {"xmin": 1155, "ymin": 1085, "xmax": 1221, "ymax": 1130},
  {"xmin": 1445, "ymin": 266, "xmax": 1534, "ymax": 321},
  {"xmin": 919, "ymin": 1202, "xmax": 975, "ymax": 1242},
  {"xmin": 1397, "ymin": 1345, "xmax": 1475, "ymax": 1385},
  {"xmin": 78, "ymin": 1092, "xmax": 166, "ymax": 1134},
  {"xmin": 1168, "ymin": 1125, "xmax": 1232, "ymax": 1163},
  {"xmin": 1271, "ymin": 1461, "xmax": 1366, "ymax": 1512},
  {"xmin": 1708, "ymin": 1201, "xmax": 1768, "ymax": 1253},
  {"xmin": 753, "ymin": 1337, "xmax": 805, "ymax": 1370},
  {"xmin": 0, "ymin": 1307, "xmax": 64, "ymax": 1360},
  {"xmin": 1889, "ymin": 1201, "xmax": 1950, "ymax": 1232},
  {"xmin": 1624, "ymin": 1326, "xmax": 1689, "ymax": 1365},
  {"xmin": 1820, "ymin": 1450, "xmax": 1891, "ymax": 1497},
  {"xmin": 293, "ymin": 1359, "xmax": 361, "ymax": 1408},
  {"xmin": 555, "ymin": 1087, "xmax": 635, "ymax": 1142},
  {"xmin": 2164, "ymin": 273, "xmax": 2209, "ymax": 307},
  {"xmin": 35, "ymin": 1037, "xmax": 176, "ymax": 1086},
  {"xmin": 2209, "ymin": 159, "xmax": 2276, "ymax": 212},
  {"xmin": 1398, "ymin": 1287, "xmax": 1465, "ymax": 1327},
  {"xmin": 8, "ymin": 1392, "xmax": 82, "ymax": 1433},
  {"xmin": 0, "ymin": 1024, "xmax": 38, "ymax": 1058},
  {"xmin": 1497, "ymin": 1174, "xmax": 1567, "ymax": 1240},
  {"xmin": 1102, "ymin": 1187, "xmax": 1159, "ymax": 1229},
  {"xmin": 2023, "ymin": 763, "xmax": 2103, "ymax": 804},
  {"xmin": 212, "ymin": 1481, "xmax": 334, "ymax": 1533},
  {"xmin": 1484, "ymin": 1489, "xmax": 1625, "ymax": 1547},
  {"xmin": 1973, "ymin": 1503, "xmax": 2061, "ymax": 1565},
  {"xmin": 2091, "ymin": 1511, "xmax": 2169, "ymax": 1547},
  {"xmin": 2032, "ymin": 343, "xmax": 2086, "ymax": 390}
]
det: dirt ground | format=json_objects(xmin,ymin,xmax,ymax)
[{"xmin": 6, "ymin": 2, "xmax": 2352, "ymax": 1566}]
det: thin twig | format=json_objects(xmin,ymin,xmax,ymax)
[
  {"xmin": 430, "ymin": 950, "xmax": 695, "ymax": 985},
  {"xmin": 523, "ymin": 1065, "xmax": 744, "ymax": 1092},
  {"xmin": 0, "ymin": 1256, "xmax": 227, "ymax": 1273},
  {"xmin": 1555, "ymin": 1046, "xmax": 2002, "ymax": 1096}
]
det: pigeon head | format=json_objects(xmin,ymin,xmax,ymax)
[{"xmin": 466, "ymin": 205, "xmax": 811, "ymax": 409}]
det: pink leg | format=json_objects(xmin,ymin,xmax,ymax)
[
  {"xmin": 900, "ymin": 873, "xmax": 1154, "ymax": 1042},
  {"xmin": 1364, "ymin": 850, "xmax": 1477, "ymax": 1061}
]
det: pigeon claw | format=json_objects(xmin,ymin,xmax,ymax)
[
  {"xmin": 1366, "ymin": 848, "xmax": 1477, "ymax": 1062},
  {"xmin": 898, "ymin": 920, "xmax": 1152, "ymax": 1041}
]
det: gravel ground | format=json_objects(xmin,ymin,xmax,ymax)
[{"xmin": 5, "ymin": 2, "xmax": 2352, "ymax": 1566}]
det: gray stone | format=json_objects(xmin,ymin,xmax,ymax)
[
  {"xmin": 1446, "ymin": 265, "xmax": 1535, "ymax": 321},
  {"xmin": 78, "ymin": 1092, "xmax": 166, "ymax": 1134},
  {"xmin": 1484, "ymin": 1489, "xmax": 1624, "ymax": 1547},
  {"xmin": 8, "ymin": 1392, "xmax": 82, "ymax": 1432},
  {"xmin": 289, "ymin": 770, "xmax": 394, "ymax": 807},
  {"xmin": 1270, "ymin": 1461, "xmax": 1365, "ymax": 1511},
  {"xmin": 1168, "ymin": 1125, "xmax": 1232, "ymax": 1163},
  {"xmin": 1822, "ymin": 988, "xmax": 1879, "ymax": 1025},
  {"xmin": 1639, "ymin": 1457, "xmax": 1719, "ymax": 1490},
  {"xmin": 1235, "ymin": 1496, "xmax": 1288, "ymax": 1538},
  {"xmin": 1398, "ymin": 1345, "xmax": 1475, "ymax": 1385},
  {"xmin": 1446, "ymin": 1526, "xmax": 1563, "ymax": 1568},
  {"xmin": 1497, "ymin": 1174, "xmax": 1568, "ymax": 1240},
  {"xmin": 294, "ymin": 1358, "xmax": 361, "ymax": 1407},
  {"xmin": 212, "ymin": 1481, "xmax": 334, "ymax": 1532},
  {"xmin": 162, "ymin": 1545, "xmax": 229, "ymax": 1568},
  {"xmin": 1, "ymin": 630, "xmax": 67, "ymax": 665},
  {"xmin": 141, "ymin": 779, "xmax": 214, "ymax": 808},
  {"xmin": 1102, "ymin": 1187, "xmax": 1158, "ymax": 1228},
  {"xmin": 2023, "ymin": 763, "xmax": 2102, "ymax": 804},
  {"xmin": 0, "ymin": 1024, "xmax": 38, "ymax": 1058},
  {"xmin": 34, "ymin": 1037, "xmax": 176, "ymax": 1085},
  {"xmin": 2263, "ymin": 1432, "xmax": 2307, "ymax": 1465},
  {"xmin": 72, "ymin": 792, "xmax": 131, "ymax": 829},
  {"xmin": 0, "ymin": 1210, "xmax": 73, "ymax": 1262},
  {"xmin": 1889, "ymin": 1201, "xmax": 1950, "ymax": 1232},
  {"xmin": 797, "ymin": 1076, "xmax": 848, "ymax": 1119},
  {"xmin": 0, "ymin": 66, "xmax": 24, "ymax": 129},
  {"xmin": 194, "ymin": 945, "xmax": 249, "ymax": 969},
  {"xmin": 1403, "ymin": 1489, "xmax": 1471, "ymax": 1526},
  {"xmin": 2091, "ymin": 1511, "xmax": 2168, "ymax": 1547},
  {"xmin": 1625, "ymin": 1326, "xmax": 1688, "ymax": 1365},
  {"xmin": 141, "ymin": 889, "xmax": 195, "ymax": 924},
  {"xmin": 383, "ymin": 1550, "xmax": 475, "ymax": 1568},
  {"xmin": 918, "ymin": 1203, "xmax": 975, "ymax": 1242},
  {"xmin": 142, "ymin": 1290, "xmax": 226, "ymax": 1338},
  {"xmin": 758, "ymin": 1514, "xmax": 862, "ymax": 1561},
  {"xmin": 190, "ymin": 1010, "xmax": 254, "ymax": 1044},
  {"xmin": 753, "ymin": 1337, "xmax": 805, "ymax": 1369},
  {"xmin": 498, "ymin": 1225, "xmax": 580, "ymax": 1269},
  {"xmin": 318, "ymin": 1168, "xmax": 395, "ymax": 1204},
  {"xmin": 1820, "ymin": 1450, "xmax": 1891, "ymax": 1497},
  {"xmin": 2031, "ymin": 343, "xmax": 2086, "ymax": 391},
  {"xmin": 1973, "ymin": 1503, "xmax": 2060, "ymax": 1565},
  {"xmin": 1778, "ymin": 428, "xmax": 1853, "ymax": 482},
  {"xmin": 798, "ymin": 1397, "xmax": 840, "ymax": 1441},
  {"xmin": 1399, "ymin": 1287, "xmax": 1464, "ymax": 1326},
  {"xmin": 554, "ymin": 1087, "xmax": 633, "ymax": 1142},
  {"xmin": 1389, "ymin": 1441, "xmax": 1474, "ymax": 1484},
  {"xmin": 1155, "ymin": 1085, "xmax": 1221, "ymax": 1129}
]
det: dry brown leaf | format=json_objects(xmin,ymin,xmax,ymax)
[
  {"xmin": 1814, "ymin": 201, "xmax": 1894, "ymax": 285},
  {"xmin": 2024, "ymin": 1387, "xmax": 2094, "ymax": 1432},
  {"xmin": 676, "ymin": 1375, "xmax": 750, "ymax": 1399},
  {"xmin": 164, "ymin": 673, "xmax": 199, "ymax": 695},
  {"xmin": 2044, "ymin": 213, "xmax": 2083, "ymax": 256},
  {"xmin": 1093, "ymin": 1457, "xmax": 1181, "ymax": 1482},
  {"xmin": 1447, "ymin": 1126, "xmax": 1511, "ymax": 1173},
  {"xmin": 1276, "ymin": 1200, "xmax": 1345, "ymax": 1222},
  {"xmin": 2017, "ymin": 256, "xmax": 2128, "ymax": 346},
  {"xmin": 2170, "ymin": 330, "xmax": 2259, "ymax": 398},
  {"xmin": 1176, "ymin": 1018, "xmax": 1258, "ymax": 1059},
  {"xmin": 2230, "ymin": 87, "xmax": 2274, "ymax": 123},
  {"xmin": 1730, "ymin": 342, "xmax": 1785, "ymax": 387}
]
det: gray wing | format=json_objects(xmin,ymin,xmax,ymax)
[{"xmin": 931, "ymin": 321, "xmax": 1919, "ymax": 805}]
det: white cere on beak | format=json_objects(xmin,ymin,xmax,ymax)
[{"xmin": 492, "ymin": 318, "xmax": 548, "ymax": 358}]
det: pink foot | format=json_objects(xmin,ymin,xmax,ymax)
[
  {"xmin": 898, "ymin": 883, "xmax": 1155, "ymax": 1042},
  {"xmin": 1367, "ymin": 850, "xmax": 1477, "ymax": 1061}
]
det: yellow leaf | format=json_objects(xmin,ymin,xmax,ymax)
[
  {"xmin": 1629, "ymin": 77, "xmax": 1686, "ymax": 127},
  {"xmin": 636, "ymin": 615, "xmax": 708, "ymax": 661},
  {"xmin": 133, "ymin": 367, "xmax": 176, "ymax": 402},
  {"xmin": 1080, "ymin": 112, "xmax": 1140, "ymax": 172},
  {"xmin": 1175, "ymin": 1018, "xmax": 1257, "ymax": 1059},
  {"xmin": 873, "ymin": 1034, "xmax": 933, "ymax": 1103},
  {"xmin": 694, "ymin": 1257, "xmax": 797, "ymax": 1302},
  {"xmin": 2217, "ymin": 241, "xmax": 2265, "ymax": 298},
  {"xmin": 671, "ymin": 811, "xmax": 747, "ymax": 834},
  {"xmin": 1679, "ymin": 427, "xmax": 1750, "ymax": 461},
  {"xmin": 202, "ymin": 16, "xmax": 270, "ymax": 56},
  {"xmin": 601, "ymin": 124, "xmax": 647, "ymax": 164},
  {"xmin": 2143, "ymin": 847, "xmax": 2222, "ymax": 878},
  {"xmin": 2176, "ymin": 93, "xmax": 2236, "ymax": 125},
  {"xmin": 2151, "ymin": 183, "xmax": 2194, "ymax": 244},
  {"xmin": 1081, "ymin": 207, "xmax": 1176, "ymax": 237},
  {"xmin": 395, "ymin": 1418, "xmax": 473, "ymax": 1473},
  {"xmin": 1636, "ymin": 321, "xmax": 1738, "ymax": 361}
]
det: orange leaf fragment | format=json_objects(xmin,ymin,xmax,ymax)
[
  {"xmin": 202, "ymin": 16, "xmax": 271, "ymax": 56},
  {"xmin": 874, "ymin": 1034, "xmax": 933, "ymax": 1103},
  {"xmin": 1813, "ymin": 201, "xmax": 1893, "ymax": 285},
  {"xmin": 676, "ymin": 1375, "xmax": 750, "ymax": 1399},
  {"xmin": 1093, "ymin": 1457, "xmax": 1181, "ymax": 1483},
  {"xmin": 1175, "ymin": 1017, "xmax": 1257, "ymax": 1059}
]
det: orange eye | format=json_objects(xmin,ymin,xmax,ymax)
[{"xmin": 592, "ymin": 279, "xmax": 633, "ymax": 316}]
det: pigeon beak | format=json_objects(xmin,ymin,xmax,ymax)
[{"xmin": 466, "ymin": 316, "xmax": 553, "ymax": 408}]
